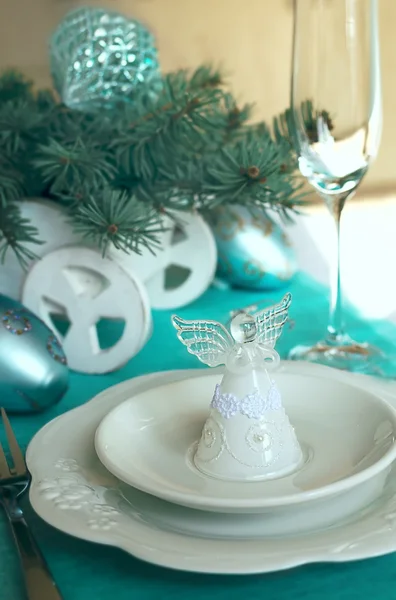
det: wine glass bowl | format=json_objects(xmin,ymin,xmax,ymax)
[{"xmin": 288, "ymin": 0, "xmax": 387, "ymax": 374}]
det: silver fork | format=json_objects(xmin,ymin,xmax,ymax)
[{"xmin": 0, "ymin": 408, "xmax": 63, "ymax": 600}]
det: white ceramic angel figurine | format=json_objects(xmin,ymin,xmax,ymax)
[{"xmin": 172, "ymin": 293, "xmax": 303, "ymax": 482}]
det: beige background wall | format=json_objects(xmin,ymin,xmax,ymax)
[{"xmin": 0, "ymin": 0, "xmax": 394, "ymax": 194}]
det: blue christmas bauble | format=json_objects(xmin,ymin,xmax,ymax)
[
  {"xmin": 0, "ymin": 295, "xmax": 68, "ymax": 413},
  {"xmin": 212, "ymin": 206, "xmax": 297, "ymax": 290},
  {"xmin": 50, "ymin": 7, "xmax": 160, "ymax": 111}
]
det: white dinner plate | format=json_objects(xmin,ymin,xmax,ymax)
[{"xmin": 27, "ymin": 363, "xmax": 396, "ymax": 574}]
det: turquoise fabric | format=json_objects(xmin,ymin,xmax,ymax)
[{"xmin": 1, "ymin": 272, "xmax": 396, "ymax": 600}]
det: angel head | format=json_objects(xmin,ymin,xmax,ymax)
[{"xmin": 172, "ymin": 293, "xmax": 291, "ymax": 372}]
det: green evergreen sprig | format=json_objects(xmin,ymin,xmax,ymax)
[
  {"xmin": 71, "ymin": 189, "xmax": 163, "ymax": 256},
  {"xmin": 0, "ymin": 202, "xmax": 43, "ymax": 267},
  {"xmin": 0, "ymin": 66, "xmax": 307, "ymax": 267},
  {"xmin": 0, "ymin": 157, "xmax": 24, "ymax": 207},
  {"xmin": 0, "ymin": 70, "xmax": 34, "ymax": 104},
  {"xmin": 33, "ymin": 138, "xmax": 116, "ymax": 196}
]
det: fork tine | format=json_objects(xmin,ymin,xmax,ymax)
[
  {"xmin": 0, "ymin": 438, "xmax": 10, "ymax": 479},
  {"xmin": 1, "ymin": 408, "xmax": 26, "ymax": 475}
]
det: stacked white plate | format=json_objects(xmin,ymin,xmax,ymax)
[{"xmin": 27, "ymin": 362, "xmax": 396, "ymax": 574}]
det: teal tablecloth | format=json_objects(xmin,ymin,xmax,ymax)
[{"xmin": 2, "ymin": 272, "xmax": 396, "ymax": 600}]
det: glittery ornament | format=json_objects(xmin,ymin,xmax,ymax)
[
  {"xmin": 50, "ymin": 7, "xmax": 160, "ymax": 111},
  {"xmin": 211, "ymin": 206, "xmax": 297, "ymax": 290},
  {"xmin": 0, "ymin": 295, "xmax": 68, "ymax": 413}
]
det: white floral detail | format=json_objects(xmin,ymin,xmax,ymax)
[
  {"xmin": 38, "ymin": 477, "xmax": 95, "ymax": 510},
  {"xmin": 210, "ymin": 384, "xmax": 239, "ymax": 419},
  {"xmin": 195, "ymin": 417, "xmax": 224, "ymax": 463},
  {"xmin": 245, "ymin": 425, "xmax": 274, "ymax": 453},
  {"xmin": 267, "ymin": 381, "xmax": 282, "ymax": 410},
  {"xmin": 87, "ymin": 517, "xmax": 117, "ymax": 531},
  {"xmin": 54, "ymin": 458, "xmax": 80, "ymax": 472},
  {"xmin": 210, "ymin": 382, "xmax": 283, "ymax": 420},
  {"xmin": 202, "ymin": 423, "xmax": 216, "ymax": 448},
  {"xmin": 36, "ymin": 460, "xmax": 131, "ymax": 532},
  {"xmin": 240, "ymin": 390, "xmax": 266, "ymax": 420},
  {"xmin": 197, "ymin": 415, "xmax": 286, "ymax": 468},
  {"xmin": 91, "ymin": 504, "xmax": 120, "ymax": 516}
]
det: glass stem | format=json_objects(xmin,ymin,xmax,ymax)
[{"xmin": 326, "ymin": 194, "xmax": 348, "ymax": 342}]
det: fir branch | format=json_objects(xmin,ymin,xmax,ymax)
[
  {"xmin": 222, "ymin": 93, "xmax": 252, "ymax": 143},
  {"xmin": 0, "ymin": 70, "xmax": 34, "ymax": 105},
  {"xmin": 147, "ymin": 160, "xmax": 204, "ymax": 211},
  {"xmin": 0, "ymin": 100, "xmax": 46, "ymax": 155},
  {"xmin": 0, "ymin": 155, "xmax": 25, "ymax": 206},
  {"xmin": 33, "ymin": 138, "xmax": 116, "ymax": 195},
  {"xmin": 0, "ymin": 203, "xmax": 43, "ymax": 267},
  {"xmin": 48, "ymin": 104, "xmax": 114, "ymax": 146},
  {"xmin": 200, "ymin": 126, "xmax": 305, "ymax": 214},
  {"xmin": 175, "ymin": 65, "xmax": 225, "ymax": 91},
  {"xmin": 0, "ymin": 66, "xmax": 311, "ymax": 260},
  {"xmin": 70, "ymin": 189, "xmax": 164, "ymax": 256},
  {"xmin": 36, "ymin": 89, "xmax": 58, "ymax": 112},
  {"xmin": 273, "ymin": 100, "xmax": 334, "ymax": 148},
  {"xmin": 112, "ymin": 74, "xmax": 226, "ymax": 179},
  {"xmin": 189, "ymin": 65, "xmax": 224, "ymax": 89}
]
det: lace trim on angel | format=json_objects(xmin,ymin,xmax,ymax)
[{"xmin": 210, "ymin": 382, "xmax": 282, "ymax": 420}]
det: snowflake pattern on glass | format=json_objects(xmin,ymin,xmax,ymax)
[{"xmin": 210, "ymin": 381, "xmax": 282, "ymax": 420}]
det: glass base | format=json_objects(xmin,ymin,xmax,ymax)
[{"xmin": 288, "ymin": 334, "xmax": 395, "ymax": 377}]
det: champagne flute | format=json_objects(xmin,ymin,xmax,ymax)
[{"xmin": 288, "ymin": 0, "xmax": 385, "ymax": 373}]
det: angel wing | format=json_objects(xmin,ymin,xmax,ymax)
[
  {"xmin": 253, "ymin": 293, "xmax": 292, "ymax": 349},
  {"xmin": 171, "ymin": 315, "xmax": 234, "ymax": 367}
]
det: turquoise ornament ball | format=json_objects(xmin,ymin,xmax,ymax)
[
  {"xmin": 50, "ymin": 7, "xmax": 160, "ymax": 111},
  {"xmin": 212, "ymin": 206, "xmax": 297, "ymax": 290},
  {"xmin": 0, "ymin": 295, "xmax": 68, "ymax": 413}
]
